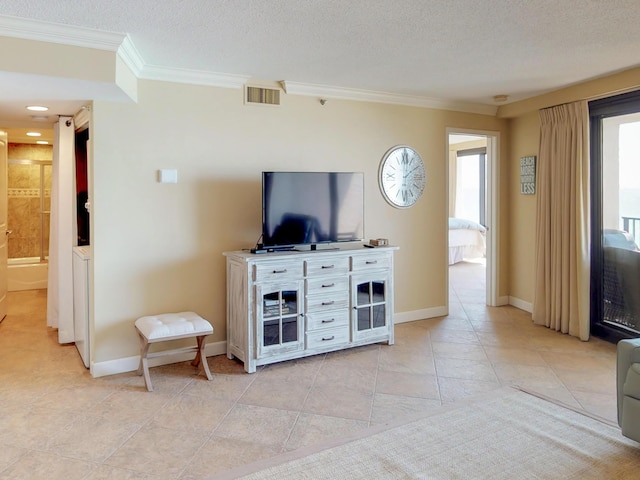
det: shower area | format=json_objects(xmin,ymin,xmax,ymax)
[{"xmin": 7, "ymin": 149, "xmax": 52, "ymax": 291}]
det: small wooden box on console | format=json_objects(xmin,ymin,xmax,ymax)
[{"xmin": 223, "ymin": 245, "xmax": 398, "ymax": 373}]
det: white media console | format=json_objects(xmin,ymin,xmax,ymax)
[{"xmin": 223, "ymin": 245, "xmax": 398, "ymax": 373}]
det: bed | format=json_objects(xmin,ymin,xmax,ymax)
[{"xmin": 449, "ymin": 217, "xmax": 486, "ymax": 265}]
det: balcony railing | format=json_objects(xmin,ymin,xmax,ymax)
[{"xmin": 622, "ymin": 216, "xmax": 640, "ymax": 247}]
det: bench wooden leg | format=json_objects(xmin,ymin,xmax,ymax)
[
  {"xmin": 136, "ymin": 331, "xmax": 153, "ymax": 392},
  {"xmin": 191, "ymin": 334, "xmax": 213, "ymax": 381}
]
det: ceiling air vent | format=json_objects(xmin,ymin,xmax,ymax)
[{"xmin": 245, "ymin": 86, "xmax": 280, "ymax": 106}]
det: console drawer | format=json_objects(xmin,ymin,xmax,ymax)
[
  {"xmin": 254, "ymin": 261, "xmax": 303, "ymax": 282},
  {"xmin": 306, "ymin": 310, "xmax": 350, "ymax": 332},
  {"xmin": 306, "ymin": 325, "xmax": 350, "ymax": 350},
  {"xmin": 305, "ymin": 292, "xmax": 349, "ymax": 313},
  {"xmin": 351, "ymin": 253, "xmax": 390, "ymax": 272},
  {"xmin": 305, "ymin": 257, "xmax": 350, "ymax": 277},
  {"xmin": 306, "ymin": 276, "xmax": 349, "ymax": 295}
]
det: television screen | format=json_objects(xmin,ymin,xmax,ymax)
[{"xmin": 262, "ymin": 171, "xmax": 364, "ymax": 249}]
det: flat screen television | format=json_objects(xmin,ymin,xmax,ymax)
[{"xmin": 262, "ymin": 171, "xmax": 364, "ymax": 250}]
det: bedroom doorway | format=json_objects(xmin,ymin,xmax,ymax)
[{"xmin": 446, "ymin": 129, "xmax": 499, "ymax": 308}]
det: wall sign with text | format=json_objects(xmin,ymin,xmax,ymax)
[{"xmin": 520, "ymin": 156, "xmax": 536, "ymax": 195}]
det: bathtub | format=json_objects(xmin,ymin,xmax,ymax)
[{"xmin": 8, "ymin": 257, "xmax": 48, "ymax": 291}]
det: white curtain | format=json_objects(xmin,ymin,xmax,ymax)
[
  {"xmin": 532, "ymin": 101, "xmax": 590, "ymax": 340},
  {"xmin": 47, "ymin": 117, "xmax": 76, "ymax": 343}
]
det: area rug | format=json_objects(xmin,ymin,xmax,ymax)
[{"xmin": 214, "ymin": 387, "xmax": 640, "ymax": 479}]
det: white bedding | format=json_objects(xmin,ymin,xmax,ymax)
[{"xmin": 449, "ymin": 218, "xmax": 486, "ymax": 265}]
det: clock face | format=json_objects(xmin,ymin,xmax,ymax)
[{"xmin": 378, "ymin": 146, "xmax": 426, "ymax": 208}]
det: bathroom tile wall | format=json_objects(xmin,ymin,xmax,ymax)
[{"xmin": 7, "ymin": 144, "xmax": 53, "ymax": 260}]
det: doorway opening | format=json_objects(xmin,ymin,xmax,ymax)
[{"xmin": 446, "ymin": 129, "xmax": 500, "ymax": 310}]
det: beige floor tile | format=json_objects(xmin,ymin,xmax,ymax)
[
  {"xmin": 432, "ymin": 342, "xmax": 489, "ymax": 361},
  {"xmin": 375, "ymin": 370, "xmax": 440, "ymax": 399},
  {"xmin": 180, "ymin": 437, "xmax": 281, "ymax": 479},
  {"xmin": 180, "ymin": 372, "xmax": 255, "ymax": 401},
  {"xmin": 285, "ymin": 413, "xmax": 369, "ymax": 450},
  {"xmin": 377, "ymin": 346, "xmax": 436, "ymax": 375},
  {"xmin": 314, "ymin": 363, "xmax": 378, "ymax": 392},
  {"xmin": 492, "ymin": 363, "xmax": 564, "ymax": 390},
  {"xmin": 47, "ymin": 414, "xmax": 140, "ymax": 463},
  {"xmin": 148, "ymin": 394, "xmax": 234, "ymax": 433},
  {"xmin": 429, "ymin": 329, "xmax": 481, "ymax": 345},
  {"xmin": 0, "ymin": 450, "xmax": 93, "ymax": 480},
  {"xmin": 483, "ymin": 345, "xmax": 548, "ymax": 366},
  {"xmin": 434, "ymin": 357, "xmax": 499, "ymax": 382},
  {"xmin": 238, "ymin": 375, "xmax": 313, "ymax": 410},
  {"xmin": 83, "ymin": 464, "xmax": 162, "ymax": 479},
  {"xmin": 104, "ymin": 425, "xmax": 209, "ymax": 477},
  {"xmin": 0, "ymin": 406, "xmax": 76, "ymax": 450},
  {"xmin": 91, "ymin": 389, "xmax": 174, "ymax": 425},
  {"xmin": 552, "ymin": 367, "xmax": 617, "ymax": 395},
  {"xmin": 302, "ymin": 384, "xmax": 373, "ymax": 421},
  {"xmin": 214, "ymin": 404, "xmax": 299, "ymax": 447}
]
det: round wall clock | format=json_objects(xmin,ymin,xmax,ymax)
[{"xmin": 378, "ymin": 145, "xmax": 426, "ymax": 208}]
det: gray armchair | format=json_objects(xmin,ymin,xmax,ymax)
[{"xmin": 617, "ymin": 338, "xmax": 640, "ymax": 442}]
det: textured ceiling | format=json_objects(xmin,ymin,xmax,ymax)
[{"xmin": 1, "ymin": 0, "xmax": 640, "ymax": 140}]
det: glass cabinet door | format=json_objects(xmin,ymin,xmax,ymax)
[
  {"xmin": 256, "ymin": 282, "xmax": 304, "ymax": 357},
  {"xmin": 352, "ymin": 273, "xmax": 389, "ymax": 340}
]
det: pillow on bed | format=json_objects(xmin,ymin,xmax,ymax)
[{"xmin": 449, "ymin": 217, "xmax": 486, "ymax": 233}]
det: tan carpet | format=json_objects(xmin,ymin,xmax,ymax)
[{"xmin": 214, "ymin": 387, "xmax": 640, "ymax": 479}]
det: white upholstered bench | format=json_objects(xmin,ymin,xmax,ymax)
[{"xmin": 134, "ymin": 312, "xmax": 213, "ymax": 391}]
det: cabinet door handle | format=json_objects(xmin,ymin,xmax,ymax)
[
  {"xmin": 321, "ymin": 283, "xmax": 335, "ymax": 288},
  {"xmin": 272, "ymin": 269, "xmax": 287, "ymax": 274},
  {"xmin": 365, "ymin": 260, "xmax": 378, "ymax": 265},
  {"xmin": 321, "ymin": 318, "xmax": 335, "ymax": 324},
  {"xmin": 321, "ymin": 265, "xmax": 335, "ymax": 269},
  {"xmin": 322, "ymin": 336, "xmax": 335, "ymax": 341},
  {"xmin": 321, "ymin": 300, "xmax": 335, "ymax": 306}
]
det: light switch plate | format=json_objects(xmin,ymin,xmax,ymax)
[{"xmin": 158, "ymin": 169, "xmax": 178, "ymax": 183}]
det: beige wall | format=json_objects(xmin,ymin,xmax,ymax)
[
  {"xmin": 90, "ymin": 79, "xmax": 508, "ymax": 364},
  {"xmin": 506, "ymin": 111, "xmax": 539, "ymax": 304}
]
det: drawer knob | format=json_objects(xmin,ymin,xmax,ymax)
[
  {"xmin": 365, "ymin": 260, "xmax": 378, "ymax": 265},
  {"xmin": 321, "ymin": 265, "xmax": 335, "ymax": 269},
  {"xmin": 321, "ymin": 283, "xmax": 335, "ymax": 288},
  {"xmin": 321, "ymin": 300, "xmax": 335, "ymax": 306},
  {"xmin": 321, "ymin": 318, "xmax": 335, "ymax": 324},
  {"xmin": 272, "ymin": 269, "xmax": 287, "ymax": 274},
  {"xmin": 322, "ymin": 336, "xmax": 335, "ymax": 341}
]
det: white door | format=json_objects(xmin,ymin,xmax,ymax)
[{"xmin": 0, "ymin": 131, "xmax": 8, "ymax": 321}]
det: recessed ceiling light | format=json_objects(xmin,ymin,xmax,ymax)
[
  {"xmin": 36, "ymin": 140, "xmax": 49, "ymax": 145},
  {"xmin": 26, "ymin": 132, "xmax": 42, "ymax": 137},
  {"xmin": 26, "ymin": 105, "xmax": 49, "ymax": 112}
]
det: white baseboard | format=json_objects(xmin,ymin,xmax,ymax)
[
  {"xmin": 394, "ymin": 306, "xmax": 447, "ymax": 324},
  {"xmin": 90, "ymin": 340, "xmax": 228, "ymax": 378},
  {"xmin": 509, "ymin": 296, "xmax": 533, "ymax": 313},
  {"xmin": 496, "ymin": 295, "xmax": 510, "ymax": 306}
]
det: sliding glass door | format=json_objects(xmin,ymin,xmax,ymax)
[{"xmin": 590, "ymin": 91, "xmax": 640, "ymax": 341}]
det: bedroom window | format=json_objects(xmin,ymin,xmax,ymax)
[
  {"xmin": 590, "ymin": 90, "xmax": 640, "ymax": 341},
  {"xmin": 455, "ymin": 148, "xmax": 486, "ymax": 226}
]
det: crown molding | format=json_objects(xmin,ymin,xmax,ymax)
[
  {"xmin": 282, "ymin": 81, "xmax": 498, "ymax": 115},
  {"xmin": 0, "ymin": 15, "xmax": 498, "ymax": 111},
  {"xmin": 0, "ymin": 14, "xmax": 125, "ymax": 51},
  {"xmin": 138, "ymin": 64, "xmax": 250, "ymax": 89},
  {"xmin": 117, "ymin": 35, "xmax": 145, "ymax": 77}
]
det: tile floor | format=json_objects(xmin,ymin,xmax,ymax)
[{"xmin": 0, "ymin": 262, "xmax": 619, "ymax": 479}]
